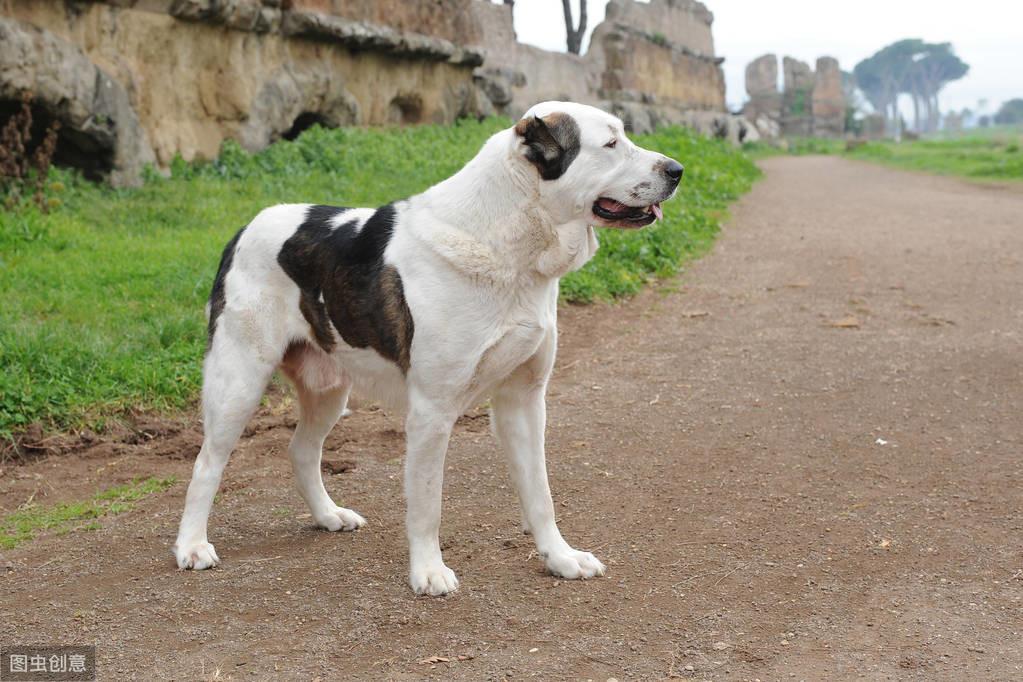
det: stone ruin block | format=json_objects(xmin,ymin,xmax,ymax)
[
  {"xmin": 811, "ymin": 56, "xmax": 845, "ymax": 137},
  {"xmin": 743, "ymin": 53, "xmax": 781, "ymax": 123},
  {"xmin": 781, "ymin": 56, "xmax": 813, "ymax": 137}
]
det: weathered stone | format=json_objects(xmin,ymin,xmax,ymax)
[
  {"xmin": 284, "ymin": 0, "xmax": 483, "ymax": 46},
  {"xmin": 753, "ymin": 114, "xmax": 780, "ymax": 139},
  {"xmin": 169, "ymin": 0, "xmax": 281, "ymax": 31},
  {"xmin": 603, "ymin": 0, "xmax": 716, "ymax": 57},
  {"xmin": 783, "ymin": 57, "xmax": 814, "ymax": 92},
  {"xmin": 280, "ymin": 10, "xmax": 482, "ymax": 66},
  {"xmin": 593, "ymin": 22, "xmax": 724, "ymax": 113},
  {"xmin": 743, "ymin": 53, "xmax": 781, "ymax": 125},
  {"xmin": 811, "ymin": 56, "xmax": 844, "ymax": 137},
  {"xmin": 0, "ymin": 17, "xmax": 155, "ymax": 186},
  {"xmin": 473, "ymin": 68, "xmax": 516, "ymax": 108},
  {"xmin": 746, "ymin": 54, "xmax": 777, "ymax": 97},
  {"xmin": 238, "ymin": 66, "xmax": 360, "ymax": 150},
  {"xmin": 781, "ymin": 56, "xmax": 813, "ymax": 136},
  {"xmin": 606, "ymin": 100, "xmax": 656, "ymax": 134},
  {"xmin": 470, "ymin": 0, "xmax": 725, "ymax": 125}
]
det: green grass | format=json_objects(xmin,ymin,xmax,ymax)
[
  {"xmin": 845, "ymin": 131, "xmax": 1023, "ymax": 179},
  {"xmin": 1, "ymin": 476, "xmax": 176, "ymax": 549},
  {"xmin": 743, "ymin": 137, "xmax": 846, "ymax": 159},
  {"xmin": 0, "ymin": 119, "xmax": 759, "ymax": 437},
  {"xmin": 745, "ymin": 127, "xmax": 1023, "ymax": 180}
]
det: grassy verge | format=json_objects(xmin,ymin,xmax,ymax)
[
  {"xmin": 0, "ymin": 119, "xmax": 759, "ymax": 438},
  {"xmin": 745, "ymin": 127, "xmax": 1023, "ymax": 180},
  {"xmin": 742, "ymin": 137, "xmax": 846, "ymax": 159},
  {"xmin": 1, "ymin": 476, "xmax": 176, "ymax": 549},
  {"xmin": 844, "ymin": 131, "xmax": 1023, "ymax": 180}
]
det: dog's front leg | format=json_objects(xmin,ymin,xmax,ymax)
[
  {"xmin": 404, "ymin": 397, "xmax": 459, "ymax": 596},
  {"xmin": 492, "ymin": 377, "xmax": 606, "ymax": 581}
]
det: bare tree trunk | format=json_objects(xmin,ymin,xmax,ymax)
[
  {"xmin": 912, "ymin": 92, "xmax": 920, "ymax": 132},
  {"xmin": 562, "ymin": 0, "xmax": 588, "ymax": 55}
]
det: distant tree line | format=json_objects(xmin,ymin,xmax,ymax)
[
  {"xmin": 853, "ymin": 39, "xmax": 968, "ymax": 135},
  {"xmin": 995, "ymin": 99, "xmax": 1023, "ymax": 125}
]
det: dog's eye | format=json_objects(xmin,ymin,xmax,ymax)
[{"xmin": 604, "ymin": 139, "xmax": 617, "ymax": 149}]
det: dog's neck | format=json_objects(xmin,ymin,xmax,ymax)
[{"xmin": 410, "ymin": 129, "xmax": 598, "ymax": 284}]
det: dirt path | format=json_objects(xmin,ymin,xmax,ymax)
[{"xmin": 3, "ymin": 157, "xmax": 1022, "ymax": 680}]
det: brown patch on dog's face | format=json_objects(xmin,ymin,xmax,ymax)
[{"xmin": 514, "ymin": 112, "xmax": 581, "ymax": 180}]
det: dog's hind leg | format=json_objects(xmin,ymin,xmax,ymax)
[
  {"xmin": 285, "ymin": 362, "xmax": 366, "ymax": 533},
  {"xmin": 174, "ymin": 331, "xmax": 276, "ymax": 570}
]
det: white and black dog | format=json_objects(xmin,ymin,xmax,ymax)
[{"xmin": 174, "ymin": 101, "xmax": 683, "ymax": 595}]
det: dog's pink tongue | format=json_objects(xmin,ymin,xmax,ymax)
[
  {"xmin": 597, "ymin": 198, "xmax": 627, "ymax": 212},
  {"xmin": 651, "ymin": 203, "xmax": 663, "ymax": 220}
]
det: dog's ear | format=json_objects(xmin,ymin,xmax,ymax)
[{"xmin": 514, "ymin": 112, "xmax": 581, "ymax": 180}]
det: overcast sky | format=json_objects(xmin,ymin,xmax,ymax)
[{"xmin": 504, "ymin": 0, "xmax": 1023, "ymax": 116}]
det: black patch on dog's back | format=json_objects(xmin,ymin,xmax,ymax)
[
  {"xmin": 207, "ymin": 226, "xmax": 246, "ymax": 348},
  {"xmin": 277, "ymin": 204, "xmax": 414, "ymax": 372}
]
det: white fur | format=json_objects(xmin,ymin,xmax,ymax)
[{"xmin": 173, "ymin": 101, "xmax": 680, "ymax": 595}]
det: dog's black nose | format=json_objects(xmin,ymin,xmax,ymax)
[{"xmin": 664, "ymin": 160, "xmax": 684, "ymax": 181}]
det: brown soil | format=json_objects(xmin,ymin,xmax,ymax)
[{"xmin": 2, "ymin": 157, "xmax": 1022, "ymax": 680}]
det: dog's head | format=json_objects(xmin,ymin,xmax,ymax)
[{"xmin": 513, "ymin": 101, "xmax": 683, "ymax": 229}]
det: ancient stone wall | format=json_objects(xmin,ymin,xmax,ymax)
[
  {"xmin": 743, "ymin": 53, "xmax": 847, "ymax": 138},
  {"xmin": 603, "ymin": 0, "xmax": 715, "ymax": 56},
  {"xmin": 284, "ymin": 0, "xmax": 483, "ymax": 45},
  {"xmin": 470, "ymin": 0, "xmax": 727, "ymax": 133},
  {"xmin": 0, "ymin": 0, "xmax": 489, "ymax": 183},
  {"xmin": 0, "ymin": 0, "xmax": 733, "ymax": 185}
]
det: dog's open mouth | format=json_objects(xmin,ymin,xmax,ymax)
[{"xmin": 592, "ymin": 197, "xmax": 663, "ymax": 228}]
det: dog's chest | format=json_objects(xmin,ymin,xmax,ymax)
[{"xmin": 470, "ymin": 314, "xmax": 550, "ymax": 391}]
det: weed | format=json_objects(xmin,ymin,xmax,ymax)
[
  {"xmin": 0, "ymin": 92, "xmax": 61, "ymax": 212},
  {"xmin": 1, "ymin": 476, "xmax": 177, "ymax": 549}
]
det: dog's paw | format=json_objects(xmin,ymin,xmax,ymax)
[
  {"xmin": 316, "ymin": 506, "xmax": 366, "ymax": 532},
  {"xmin": 543, "ymin": 549, "xmax": 606, "ymax": 580},
  {"xmin": 175, "ymin": 541, "xmax": 220, "ymax": 570},
  {"xmin": 409, "ymin": 562, "xmax": 459, "ymax": 596}
]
